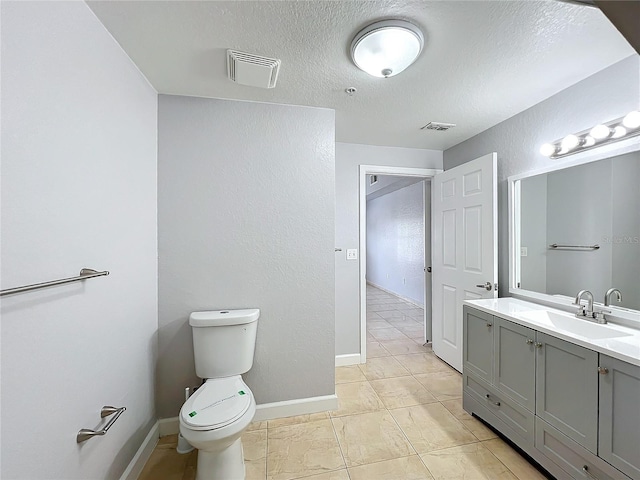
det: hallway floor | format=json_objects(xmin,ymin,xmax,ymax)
[{"xmin": 139, "ymin": 286, "xmax": 546, "ymax": 480}]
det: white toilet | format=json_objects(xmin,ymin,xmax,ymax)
[{"xmin": 179, "ymin": 309, "xmax": 259, "ymax": 480}]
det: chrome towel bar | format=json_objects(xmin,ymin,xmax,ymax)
[
  {"xmin": 549, "ymin": 244, "xmax": 600, "ymax": 250},
  {"xmin": 77, "ymin": 406, "xmax": 126, "ymax": 443},
  {"xmin": 0, "ymin": 268, "xmax": 109, "ymax": 297}
]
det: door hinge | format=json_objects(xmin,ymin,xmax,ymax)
[{"xmin": 494, "ymin": 283, "xmax": 499, "ymax": 292}]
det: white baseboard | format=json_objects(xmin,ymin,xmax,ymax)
[
  {"xmin": 366, "ymin": 281, "xmax": 425, "ymax": 309},
  {"xmin": 253, "ymin": 394, "xmax": 338, "ymax": 422},
  {"xmin": 119, "ymin": 421, "xmax": 159, "ymax": 480},
  {"xmin": 157, "ymin": 394, "xmax": 339, "ymax": 435},
  {"xmin": 158, "ymin": 416, "xmax": 180, "ymax": 437},
  {"xmin": 335, "ymin": 353, "xmax": 361, "ymax": 366}
]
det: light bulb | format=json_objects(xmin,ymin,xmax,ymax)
[
  {"xmin": 561, "ymin": 134, "xmax": 580, "ymax": 151},
  {"xmin": 590, "ymin": 124, "xmax": 611, "ymax": 140},
  {"xmin": 622, "ymin": 111, "xmax": 640, "ymax": 129},
  {"xmin": 539, "ymin": 143, "xmax": 557, "ymax": 157},
  {"xmin": 583, "ymin": 135, "xmax": 595, "ymax": 147},
  {"xmin": 612, "ymin": 125, "xmax": 627, "ymax": 138}
]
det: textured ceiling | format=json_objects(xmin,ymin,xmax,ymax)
[{"xmin": 88, "ymin": 1, "xmax": 634, "ymax": 150}]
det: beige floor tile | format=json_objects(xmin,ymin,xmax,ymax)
[
  {"xmin": 292, "ymin": 469, "xmax": 350, "ymax": 480},
  {"xmin": 482, "ymin": 438, "xmax": 547, "ymax": 480},
  {"xmin": 368, "ymin": 304, "xmax": 398, "ymax": 312},
  {"xmin": 244, "ymin": 429, "xmax": 267, "ymax": 480},
  {"xmin": 332, "ymin": 411, "xmax": 414, "ymax": 467},
  {"xmin": 369, "ymin": 376, "xmax": 438, "ymax": 409},
  {"xmin": 413, "ymin": 371, "xmax": 462, "ymax": 401},
  {"xmin": 358, "ymin": 356, "xmax": 410, "ymax": 380},
  {"xmin": 157, "ymin": 434, "xmax": 179, "ymax": 448},
  {"xmin": 397, "ymin": 324, "xmax": 426, "ymax": 339},
  {"xmin": 380, "ymin": 339, "xmax": 427, "ymax": 355},
  {"xmin": 138, "ymin": 447, "xmax": 191, "ymax": 480},
  {"xmin": 366, "ymin": 331, "xmax": 375, "ymax": 341},
  {"xmin": 367, "ymin": 341, "xmax": 392, "ymax": 358},
  {"xmin": 335, "ymin": 365, "xmax": 367, "ymax": 384},
  {"xmin": 369, "ymin": 327, "xmax": 409, "ymax": 341},
  {"xmin": 376, "ymin": 310, "xmax": 408, "ymax": 319},
  {"xmin": 439, "ymin": 399, "xmax": 497, "ymax": 441},
  {"xmin": 368, "ymin": 319, "xmax": 393, "ymax": 330},
  {"xmin": 267, "ymin": 412, "xmax": 330, "ymax": 428},
  {"xmin": 390, "ymin": 403, "xmax": 478, "ymax": 454},
  {"xmin": 267, "ymin": 419, "xmax": 345, "ymax": 480},
  {"xmin": 386, "ymin": 318, "xmax": 422, "ymax": 328},
  {"xmin": 367, "ymin": 311, "xmax": 382, "ymax": 320},
  {"xmin": 348, "ymin": 455, "xmax": 434, "ymax": 480},
  {"xmin": 420, "ymin": 443, "xmax": 517, "ymax": 480},
  {"xmin": 247, "ymin": 420, "xmax": 268, "ymax": 431},
  {"xmin": 332, "ymin": 381, "xmax": 385, "ymax": 417},
  {"xmin": 394, "ymin": 353, "xmax": 455, "ymax": 375}
]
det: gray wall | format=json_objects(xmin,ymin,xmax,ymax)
[
  {"xmin": 366, "ymin": 181, "xmax": 425, "ymax": 306},
  {"xmin": 1, "ymin": 2, "xmax": 158, "ymax": 479},
  {"xmin": 443, "ymin": 55, "xmax": 640, "ymax": 295},
  {"xmin": 335, "ymin": 143, "xmax": 442, "ymax": 355},
  {"xmin": 520, "ymin": 174, "xmax": 547, "ymax": 292},
  {"xmin": 158, "ymin": 95, "xmax": 335, "ymax": 418}
]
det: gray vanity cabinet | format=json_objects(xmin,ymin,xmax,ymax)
[
  {"xmin": 598, "ymin": 355, "xmax": 640, "ymax": 479},
  {"xmin": 494, "ymin": 318, "xmax": 536, "ymax": 412},
  {"xmin": 463, "ymin": 306, "xmax": 494, "ymax": 384},
  {"xmin": 535, "ymin": 332, "xmax": 599, "ymax": 454}
]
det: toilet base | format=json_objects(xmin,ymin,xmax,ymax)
[{"xmin": 195, "ymin": 438, "xmax": 245, "ymax": 480}]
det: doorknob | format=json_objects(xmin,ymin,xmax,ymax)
[{"xmin": 476, "ymin": 282, "xmax": 492, "ymax": 291}]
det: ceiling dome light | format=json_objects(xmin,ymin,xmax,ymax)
[
  {"xmin": 612, "ymin": 125, "xmax": 627, "ymax": 138},
  {"xmin": 622, "ymin": 110, "xmax": 640, "ymax": 129},
  {"xmin": 590, "ymin": 124, "xmax": 611, "ymax": 140},
  {"xmin": 351, "ymin": 20, "xmax": 424, "ymax": 78},
  {"xmin": 539, "ymin": 143, "xmax": 557, "ymax": 157}
]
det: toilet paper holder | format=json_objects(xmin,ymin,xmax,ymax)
[{"xmin": 77, "ymin": 406, "xmax": 126, "ymax": 443}]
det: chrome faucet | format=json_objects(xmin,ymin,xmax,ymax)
[
  {"xmin": 574, "ymin": 290, "xmax": 594, "ymax": 317},
  {"xmin": 604, "ymin": 288, "xmax": 622, "ymax": 307}
]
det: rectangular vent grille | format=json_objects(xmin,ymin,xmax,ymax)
[
  {"xmin": 421, "ymin": 122, "xmax": 456, "ymax": 131},
  {"xmin": 227, "ymin": 50, "xmax": 281, "ymax": 89}
]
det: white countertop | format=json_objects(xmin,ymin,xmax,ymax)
[{"xmin": 465, "ymin": 297, "xmax": 640, "ymax": 367}]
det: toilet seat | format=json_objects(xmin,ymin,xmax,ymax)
[{"xmin": 180, "ymin": 377, "xmax": 252, "ymax": 431}]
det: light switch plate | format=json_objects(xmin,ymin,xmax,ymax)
[
  {"xmin": 520, "ymin": 247, "xmax": 528, "ymax": 257},
  {"xmin": 346, "ymin": 249, "xmax": 358, "ymax": 260}
]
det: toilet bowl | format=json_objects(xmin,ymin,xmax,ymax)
[{"xmin": 179, "ymin": 376, "xmax": 256, "ymax": 480}]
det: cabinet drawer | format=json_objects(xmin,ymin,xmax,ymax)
[
  {"xmin": 535, "ymin": 417, "xmax": 630, "ymax": 480},
  {"xmin": 464, "ymin": 373, "xmax": 534, "ymax": 445}
]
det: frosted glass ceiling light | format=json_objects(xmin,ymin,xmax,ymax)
[{"xmin": 351, "ymin": 20, "xmax": 424, "ymax": 78}]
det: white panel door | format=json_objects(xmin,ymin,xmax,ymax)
[{"xmin": 432, "ymin": 153, "xmax": 497, "ymax": 371}]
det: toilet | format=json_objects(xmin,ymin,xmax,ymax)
[{"xmin": 179, "ymin": 309, "xmax": 259, "ymax": 480}]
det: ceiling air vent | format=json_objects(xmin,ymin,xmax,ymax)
[
  {"xmin": 421, "ymin": 122, "xmax": 456, "ymax": 131},
  {"xmin": 227, "ymin": 50, "xmax": 281, "ymax": 89}
]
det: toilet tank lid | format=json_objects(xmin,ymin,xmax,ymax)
[{"xmin": 189, "ymin": 309, "xmax": 260, "ymax": 327}]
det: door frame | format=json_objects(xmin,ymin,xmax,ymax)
[{"xmin": 358, "ymin": 165, "xmax": 443, "ymax": 363}]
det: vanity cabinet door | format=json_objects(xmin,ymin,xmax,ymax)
[
  {"xmin": 494, "ymin": 318, "xmax": 536, "ymax": 412},
  {"xmin": 599, "ymin": 355, "xmax": 640, "ymax": 479},
  {"xmin": 535, "ymin": 332, "xmax": 598, "ymax": 454},
  {"xmin": 463, "ymin": 306, "xmax": 494, "ymax": 383}
]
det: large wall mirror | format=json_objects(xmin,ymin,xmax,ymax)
[{"xmin": 509, "ymin": 143, "xmax": 640, "ymax": 319}]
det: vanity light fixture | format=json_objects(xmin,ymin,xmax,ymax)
[
  {"xmin": 350, "ymin": 20, "xmax": 424, "ymax": 78},
  {"xmin": 540, "ymin": 110, "xmax": 640, "ymax": 158}
]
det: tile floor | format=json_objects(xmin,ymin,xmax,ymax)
[{"xmin": 139, "ymin": 286, "xmax": 548, "ymax": 480}]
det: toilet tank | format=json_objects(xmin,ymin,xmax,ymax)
[{"xmin": 189, "ymin": 309, "xmax": 259, "ymax": 379}]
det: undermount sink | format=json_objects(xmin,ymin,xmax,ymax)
[{"xmin": 518, "ymin": 310, "xmax": 633, "ymax": 340}]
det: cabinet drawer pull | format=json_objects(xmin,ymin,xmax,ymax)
[
  {"xmin": 485, "ymin": 393, "xmax": 501, "ymax": 406},
  {"xmin": 535, "ymin": 342, "xmax": 543, "ymax": 349},
  {"xmin": 525, "ymin": 339, "xmax": 534, "ymax": 345},
  {"xmin": 582, "ymin": 465, "xmax": 600, "ymax": 479},
  {"xmin": 597, "ymin": 367, "xmax": 609, "ymax": 375}
]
